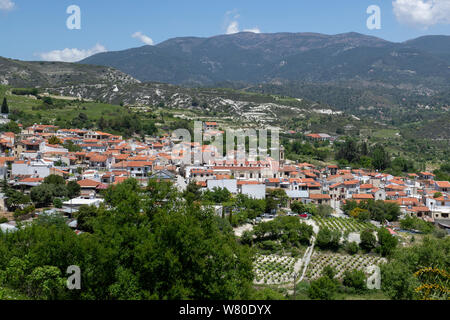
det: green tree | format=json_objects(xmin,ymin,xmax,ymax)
[
  {"xmin": 308, "ymin": 276, "xmax": 338, "ymax": 300},
  {"xmin": 108, "ymin": 267, "xmax": 142, "ymax": 300},
  {"xmin": 47, "ymin": 136, "xmax": 62, "ymax": 145},
  {"xmin": 371, "ymin": 145, "xmax": 390, "ymax": 171},
  {"xmin": 182, "ymin": 180, "xmax": 203, "ymax": 204},
  {"xmin": 360, "ymin": 229, "xmax": 377, "ymax": 252},
  {"xmin": 316, "ymin": 227, "xmax": 341, "ymax": 251},
  {"xmin": 343, "ymin": 269, "xmax": 367, "ymax": 293},
  {"xmin": 377, "ymin": 228, "xmax": 398, "ymax": 257},
  {"xmin": 67, "ymin": 181, "xmax": 81, "ymax": 199},
  {"xmin": 44, "ymin": 175, "xmax": 65, "ymax": 185},
  {"xmin": 26, "ymin": 266, "xmax": 66, "ymax": 300},
  {"xmin": 1, "ymin": 97, "xmax": 9, "ymax": 114},
  {"xmin": 322, "ymin": 265, "xmax": 337, "ymax": 279},
  {"xmin": 30, "ymin": 184, "xmax": 56, "ymax": 207},
  {"xmin": 53, "ymin": 198, "xmax": 63, "ymax": 209},
  {"xmin": 336, "ymin": 138, "xmax": 359, "ymax": 164},
  {"xmin": 381, "ymin": 261, "xmax": 419, "ymax": 300},
  {"xmin": 345, "ymin": 241, "xmax": 359, "ymax": 255},
  {"xmin": 316, "ymin": 204, "xmax": 333, "ymax": 217},
  {"xmin": 291, "ymin": 201, "xmax": 306, "ymax": 214}
]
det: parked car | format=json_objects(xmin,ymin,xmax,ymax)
[{"xmin": 299, "ymin": 212, "xmax": 311, "ymax": 219}]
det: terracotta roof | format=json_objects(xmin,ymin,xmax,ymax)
[
  {"xmin": 77, "ymin": 179, "xmax": 101, "ymax": 188},
  {"xmin": 352, "ymin": 194, "xmax": 374, "ymax": 200},
  {"xmin": 435, "ymin": 181, "xmax": 450, "ymax": 188},
  {"xmin": 309, "ymin": 194, "xmax": 331, "ymax": 200}
]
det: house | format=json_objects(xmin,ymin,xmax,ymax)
[
  {"xmin": 241, "ymin": 183, "xmax": 266, "ymax": 200},
  {"xmin": 286, "ymin": 190, "xmax": 309, "ymax": 205},
  {"xmin": 352, "ymin": 194, "xmax": 374, "ymax": 201},
  {"xmin": 11, "ymin": 159, "xmax": 51, "ymax": 178},
  {"xmin": 203, "ymin": 122, "xmax": 219, "ymax": 131},
  {"xmin": 326, "ymin": 165, "xmax": 338, "ymax": 176},
  {"xmin": 435, "ymin": 181, "xmax": 450, "ymax": 193},
  {"xmin": 419, "ymin": 172, "xmax": 435, "ymax": 180},
  {"xmin": 426, "ymin": 195, "xmax": 450, "ymax": 220},
  {"xmin": 77, "ymin": 179, "xmax": 103, "ymax": 198},
  {"xmin": 88, "ymin": 154, "xmax": 111, "ymax": 169},
  {"xmin": 62, "ymin": 197, "xmax": 105, "ymax": 214},
  {"xmin": 306, "ymin": 133, "xmax": 332, "ymax": 141},
  {"xmin": 207, "ymin": 179, "xmax": 238, "ymax": 194},
  {"xmin": 149, "ymin": 169, "xmax": 176, "ymax": 182},
  {"xmin": 112, "ymin": 161, "xmax": 153, "ymax": 178},
  {"xmin": 309, "ymin": 193, "xmax": 331, "ymax": 206}
]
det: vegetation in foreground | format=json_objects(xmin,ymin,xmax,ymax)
[{"xmin": 0, "ymin": 178, "xmax": 448, "ymax": 300}]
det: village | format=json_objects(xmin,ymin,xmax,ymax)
[{"xmin": 0, "ymin": 120, "xmax": 448, "ymax": 237}]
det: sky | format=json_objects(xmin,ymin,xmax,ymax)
[{"xmin": 0, "ymin": 0, "xmax": 449, "ymax": 62}]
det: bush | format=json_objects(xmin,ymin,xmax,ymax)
[
  {"xmin": 13, "ymin": 205, "xmax": 36, "ymax": 220},
  {"xmin": 345, "ymin": 241, "xmax": 359, "ymax": 255},
  {"xmin": 0, "ymin": 217, "xmax": 8, "ymax": 224},
  {"xmin": 360, "ymin": 229, "xmax": 377, "ymax": 252},
  {"xmin": 316, "ymin": 227, "xmax": 341, "ymax": 251},
  {"xmin": 376, "ymin": 228, "xmax": 398, "ymax": 257},
  {"xmin": 308, "ymin": 276, "xmax": 338, "ymax": 300},
  {"xmin": 343, "ymin": 269, "xmax": 367, "ymax": 293},
  {"xmin": 322, "ymin": 265, "xmax": 337, "ymax": 279},
  {"xmin": 433, "ymin": 228, "xmax": 447, "ymax": 239},
  {"xmin": 260, "ymin": 240, "xmax": 281, "ymax": 252},
  {"xmin": 53, "ymin": 198, "xmax": 63, "ymax": 209}
]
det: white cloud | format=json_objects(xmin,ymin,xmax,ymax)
[
  {"xmin": 243, "ymin": 27, "xmax": 261, "ymax": 33},
  {"xmin": 0, "ymin": 0, "xmax": 14, "ymax": 11},
  {"xmin": 38, "ymin": 44, "xmax": 107, "ymax": 62},
  {"xmin": 226, "ymin": 21, "xmax": 240, "ymax": 34},
  {"xmin": 224, "ymin": 10, "xmax": 261, "ymax": 34},
  {"xmin": 132, "ymin": 31, "xmax": 154, "ymax": 45},
  {"xmin": 393, "ymin": 0, "xmax": 450, "ymax": 27}
]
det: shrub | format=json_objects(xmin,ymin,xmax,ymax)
[
  {"xmin": 345, "ymin": 241, "xmax": 359, "ymax": 255},
  {"xmin": 308, "ymin": 276, "xmax": 338, "ymax": 300},
  {"xmin": 343, "ymin": 269, "xmax": 367, "ymax": 293},
  {"xmin": 360, "ymin": 229, "xmax": 376, "ymax": 252}
]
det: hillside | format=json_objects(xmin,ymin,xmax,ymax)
[
  {"xmin": 80, "ymin": 32, "xmax": 450, "ymax": 89},
  {"xmin": 0, "ymin": 57, "xmax": 139, "ymax": 88}
]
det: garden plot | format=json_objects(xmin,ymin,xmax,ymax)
[
  {"xmin": 253, "ymin": 254, "xmax": 302, "ymax": 285},
  {"xmin": 312, "ymin": 216, "xmax": 373, "ymax": 232},
  {"xmin": 305, "ymin": 252, "xmax": 387, "ymax": 280}
]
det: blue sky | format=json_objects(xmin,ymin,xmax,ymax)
[{"xmin": 0, "ymin": 0, "xmax": 449, "ymax": 61}]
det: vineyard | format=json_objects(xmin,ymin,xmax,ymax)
[
  {"xmin": 253, "ymin": 254, "xmax": 302, "ymax": 285},
  {"xmin": 312, "ymin": 216, "xmax": 374, "ymax": 232},
  {"xmin": 305, "ymin": 252, "xmax": 387, "ymax": 280}
]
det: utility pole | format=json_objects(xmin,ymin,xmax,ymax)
[{"xmin": 293, "ymin": 272, "xmax": 298, "ymax": 299}]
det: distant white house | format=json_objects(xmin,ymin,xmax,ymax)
[
  {"xmin": 207, "ymin": 179, "xmax": 238, "ymax": 194},
  {"xmin": 11, "ymin": 159, "xmax": 52, "ymax": 178},
  {"xmin": 241, "ymin": 184, "xmax": 266, "ymax": 200},
  {"xmin": 285, "ymin": 190, "xmax": 309, "ymax": 204}
]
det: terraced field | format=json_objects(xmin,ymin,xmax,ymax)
[
  {"xmin": 312, "ymin": 216, "xmax": 374, "ymax": 232},
  {"xmin": 305, "ymin": 252, "xmax": 387, "ymax": 280},
  {"xmin": 253, "ymin": 254, "xmax": 302, "ymax": 285}
]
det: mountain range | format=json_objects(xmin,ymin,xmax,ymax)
[{"xmin": 80, "ymin": 32, "xmax": 450, "ymax": 89}]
